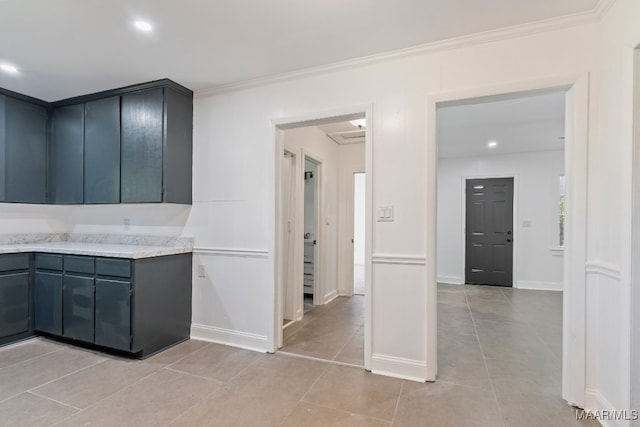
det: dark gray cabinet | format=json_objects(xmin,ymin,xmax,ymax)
[
  {"xmin": 1, "ymin": 79, "xmax": 192, "ymax": 206},
  {"xmin": 2, "ymin": 96, "xmax": 48, "ymax": 203},
  {"xmin": 84, "ymin": 96, "xmax": 120, "ymax": 204},
  {"xmin": 63, "ymin": 275, "xmax": 94, "ymax": 342},
  {"xmin": 30, "ymin": 252, "xmax": 191, "ymax": 357},
  {"xmin": 121, "ymin": 86, "xmax": 192, "ymax": 204},
  {"xmin": 50, "ymin": 104, "xmax": 84, "ymax": 204},
  {"xmin": 34, "ymin": 271, "xmax": 63, "ymax": 335},
  {"xmin": 0, "ymin": 254, "xmax": 31, "ymax": 341},
  {"xmin": 121, "ymin": 88, "xmax": 164, "ymax": 203},
  {"xmin": 95, "ymin": 278, "xmax": 131, "ymax": 351}
]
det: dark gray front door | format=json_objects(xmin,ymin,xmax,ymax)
[{"xmin": 465, "ymin": 178, "xmax": 513, "ymax": 287}]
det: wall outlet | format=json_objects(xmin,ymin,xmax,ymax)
[
  {"xmin": 123, "ymin": 218, "xmax": 130, "ymax": 231},
  {"xmin": 198, "ymin": 264, "xmax": 206, "ymax": 278}
]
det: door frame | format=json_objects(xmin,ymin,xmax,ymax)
[
  {"xmin": 426, "ymin": 74, "xmax": 589, "ymax": 407},
  {"xmin": 461, "ymin": 174, "xmax": 518, "ymax": 287},
  {"xmin": 303, "ymin": 151, "xmax": 324, "ymax": 306},
  {"xmin": 271, "ymin": 105, "xmax": 373, "ymax": 371},
  {"xmin": 281, "ymin": 147, "xmax": 300, "ymax": 323}
]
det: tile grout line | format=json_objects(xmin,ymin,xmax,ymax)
[
  {"xmin": 296, "ymin": 399, "xmax": 396, "ymax": 425},
  {"xmin": 498, "ymin": 288, "xmax": 563, "ymax": 364},
  {"xmin": 27, "ymin": 390, "xmax": 83, "ymax": 412},
  {"xmin": 164, "ymin": 342, "xmax": 213, "ymax": 370},
  {"xmin": 464, "ymin": 289, "xmax": 507, "ymax": 427},
  {"xmin": 277, "ymin": 361, "xmax": 331, "ymax": 427},
  {"xmin": 47, "ymin": 345, "xmax": 217, "ymax": 427},
  {"xmin": 0, "ymin": 354, "xmax": 106, "ymax": 405},
  {"xmin": 330, "ymin": 326, "xmax": 362, "ymax": 363},
  {"xmin": 390, "ymin": 380, "xmax": 405, "ymax": 425},
  {"xmin": 163, "ymin": 366, "xmax": 227, "ymax": 384},
  {"xmin": 278, "ymin": 350, "xmax": 363, "ymax": 369}
]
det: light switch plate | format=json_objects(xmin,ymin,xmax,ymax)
[{"xmin": 377, "ymin": 205, "xmax": 394, "ymax": 222}]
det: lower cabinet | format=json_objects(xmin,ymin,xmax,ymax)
[
  {"xmin": 0, "ymin": 253, "xmax": 32, "ymax": 344},
  {"xmin": 62, "ymin": 275, "xmax": 95, "ymax": 343},
  {"xmin": 32, "ymin": 252, "xmax": 191, "ymax": 358},
  {"xmin": 95, "ymin": 278, "xmax": 131, "ymax": 351},
  {"xmin": 34, "ymin": 271, "xmax": 63, "ymax": 335}
]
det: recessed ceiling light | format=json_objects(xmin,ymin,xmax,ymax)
[
  {"xmin": 488, "ymin": 141, "xmax": 498, "ymax": 148},
  {"xmin": 134, "ymin": 20, "xmax": 153, "ymax": 32},
  {"xmin": 0, "ymin": 63, "xmax": 19, "ymax": 74},
  {"xmin": 350, "ymin": 119, "xmax": 366, "ymax": 129}
]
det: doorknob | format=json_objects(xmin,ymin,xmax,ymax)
[{"xmin": 507, "ymin": 239, "xmax": 512, "ymax": 243}]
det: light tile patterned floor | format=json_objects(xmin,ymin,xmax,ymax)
[{"xmin": 0, "ymin": 285, "xmax": 599, "ymax": 426}]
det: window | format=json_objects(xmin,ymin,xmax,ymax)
[{"xmin": 559, "ymin": 175, "xmax": 565, "ymax": 247}]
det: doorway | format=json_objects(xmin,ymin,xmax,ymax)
[
  {"xmin": 465, "ymin": 177, "xmax": 514, "ymax": 287},
  {"xmin": 274, "ymin": 114, "xmax": 368, "ymax": 367},
  {"xmin": 353, "ymin": 172, "xmax": 366, "ymax": 295},
  {"xmin": 428, "ymin": 76, "xmax": 589, "ymax": 408}
]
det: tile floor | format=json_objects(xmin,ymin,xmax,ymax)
[
  {"xmin": 0, "ymin": 284, "xmax": 599, "ymax": 426},
  {"xmin": 282, "ymin": 295, "xmax": 364, "ymax": 366}
]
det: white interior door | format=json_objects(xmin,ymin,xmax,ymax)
[{"xmin": 282, "ymin": 151, "xmax": 297, "ymax": 322}]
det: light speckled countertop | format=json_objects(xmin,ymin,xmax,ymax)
[{"xmin": 0, "ymin": 234, "xmax": 193, "ymax": 259}]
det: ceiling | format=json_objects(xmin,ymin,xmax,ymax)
[
  {"xmin": 317, "ymin": 121, "xmax": 365, "ymax": 145},
  {"xmin": 0, "ymin": 0, "xmax": 600, "ymax": 102},
  {"xmin": 437, "ymin": 90, "xmax": 566, "ymax": 158}
]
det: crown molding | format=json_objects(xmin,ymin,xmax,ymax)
[{"xmin": 196, "ymin": 2, "xmax": 613, "ymax": 99}]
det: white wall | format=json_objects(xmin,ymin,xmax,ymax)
[
  {"xmin": 303, "ymin": 159, "xmax": 317, "ymax": 238},
  {"xmin": 190, "ymin": 20, "xmax": 600, "ymax": 382},
  {"xmin": 337, "ymin": 143, "xmax": 365, "ymax": 295},
  {"xmin": 583, "ymin": 0, "xmax": 640, "ymax": 422},
  {"xmin": 0, "ymin": 204, "xmax": 67, "ymax": 235},
  {"xmin": 437, "ymin": 150, "xmax": 564, "ymax": 290}
]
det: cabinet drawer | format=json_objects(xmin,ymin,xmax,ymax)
[
  {"xmin": 96, "ymin": 258, "xmax": 131, "ymax": 278},
  {"xmin": 35, "ymin": 254, "xmax": 63, "ymax": 271},
  {"xmin": 0, "ymin": 253, "xmax": 30, "ymax": 272},
  {"xmin": 64, "ymin": 256, "xmax": 95, "ymax": 274}
]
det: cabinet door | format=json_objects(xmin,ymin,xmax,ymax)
[
  {"xmin": 4, "ymin": 97, "xmax": 47, "ymax": 203},
  {"xmin": 120, "ymin": 88, "xmax": 164, "ymax": 203},
  {"xmin": 95, "ymin": 278, "xmax": 131, "ymax": 351},
  {"xmin": 0, "ymin": 272, "xmax": 29, "ymax": 338},
  {"xmin": 50, "ymin": 104, "xmax": 84, "ymax": 203},
  {"xmin": 34, "ymin": 271, "xmax": 63, "ymax": 334},
  {"xmin": 84, "ymin": 97, "xmax": 120, "ymax": 204},
  {"xmin": 63, "ymin": 275, "xmax": 94, "ymax": 342},
  {"xmin": 0, "ymin": 94, "xmax": 6, "ymax": 201}
]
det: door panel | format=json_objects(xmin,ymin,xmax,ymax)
[
  {"xmin": 85, "ymin": 96, "xmax": 120, "ymax": 204},
  {"xmin": 95, "ymin": 278, "xmax": 131, "ymax": 351},
  {"xmin": 63, "ymin": 275, "xmax": 94, "ymax": 343},
  {"xmin": 0, "ymin": 272, "xmax": 30, "ymax": 337},
  {"xmin": 120, "ymin": 88, "xmax": 164, "ymax": 203},
  {"xmin": 50, "ymin": 104, "xmax": 84, "ymax": 203},
  {"xmin": 34, "ymin": 272, "xmax": 63, "ymax": 334},
  {"xmin": 465, "ymin": 178, "xmax": 514, "ymax": 286}
]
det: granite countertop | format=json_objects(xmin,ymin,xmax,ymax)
[{"xmin": 0, "ymin": 234, "xmax": 193, "ymax": 259}]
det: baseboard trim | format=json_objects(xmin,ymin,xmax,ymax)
[
  {"xmin": 516, "ymin": 280, "xmax": 563, "ymax": 291},
  {"xmin": 437, "ymin": 276, "xmax": 464, "ymax": 285},
  {"xmin": 324, "ymin": 289, "xmax": 339, "ymax": 304},
  {"xmin": 371, "ymin": 354, "xmax": 427, "ymax": 382},
  {"xmin": 583, "ymin": 388, "xmax": 624, "ymax": 427},
  {"xmin": 190, "ymin": 324, "xmax": 268, "ymax": 353}
]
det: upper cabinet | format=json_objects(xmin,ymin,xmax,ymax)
[
  {"xmin": 121, "ymin": 87, "xmax": 192, "ymax": 204},
  {"xmin": 84, "ymin": 96, "xmax": 121, "ymax": 204},
  {"xmin": 50, "ymin": 104, "xmax": 84, "ymax": 204},
  {"xmin": 0, "ymin": 93, "xmax": 48, "ymax": 203},
  {"xmin": 19, "ymin": 78, "xmax": 193, "ymax": 206}
]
